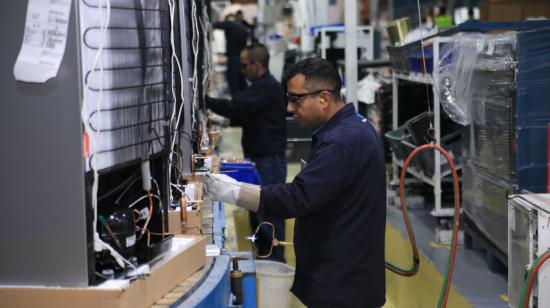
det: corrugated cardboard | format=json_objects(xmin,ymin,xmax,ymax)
[
  {"xmin": 168, "ymin": 208, "xmax": 202, "ymax": 235},
  {"xmin": 168, "ymin": 209, "xmax": 184, "ymax": 234},
  {"xmin": 183, "ymin": 208, "xmax": 202, "ymax": 235},
  {"xmin": 168, "ymin": 180, "xmax": 203, "ymax": 235},
  {"xmin": 0, "ymin": 236, "xmax": 206, "ymax": 308},
  {"xmin": 479, "ymin": 0, "xmax": 550, "ymax": 22}
]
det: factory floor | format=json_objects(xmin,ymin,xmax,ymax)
[{"xmin": 216, "ymin": 126, "xmax": 509, "ymax": 307}]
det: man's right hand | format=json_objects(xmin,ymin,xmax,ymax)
[{"xmin": 204, "ymin": 173, "xmax": 260, "ymax": 212}]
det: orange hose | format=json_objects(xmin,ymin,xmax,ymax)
[
  {"xmin": 522, "ymin": 251, "xmax": 550, "ymax": 308},
  {"xmin": 398, "ymin": 143, "xmax": 461, "ymax": 308}
]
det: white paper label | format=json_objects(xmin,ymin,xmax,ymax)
[{"xmin": 13, "ymin": 0, "xmax": 72, "ymax": 83}]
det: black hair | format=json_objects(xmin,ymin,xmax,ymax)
[
  {"xmin": 243, "ymin": 43, "xmax": 269, "ymax": 68},
  {"xmin": 283, "ymin": 57, "xmax": 342, "ymax": 100}
]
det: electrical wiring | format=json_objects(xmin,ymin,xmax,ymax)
[
  {"xmin": 519, "ymin": 250, "xmax": 550, "ymax": 308},
  {"xmin": 143, "ymin": 192, "xmax": 154, "ymax": 237},
  {"xmin": 415, "ymin": 0, "xmax": 432, "ymax": 118},
  {"xmin": 97, "ymin": 171, "xmax": 139, "ymax": 201},
  {"xmin": 128, "ymin": 193, "xmax": 161, "ymax": 208},
  {"xmin": 125, "ymin": 188, "xmax": 162, "ymax": 241},
  {"xmin": 133, "ymin": 209, "xmax": 141, "ymax": 223},
  {"xmin": 113, "ymin": 174, "xmax": 157, "ymax": 205},
  {"xmin": 392, "ymin": 143, "xmax": 461, "ymax": 308},
  {"xmin": 170, "ymin": 159, "xmax": 185, "ymax": 178},
  {"xmin": 171, "ymin": 183, "xmax": 203, "ymax": 203},
  {"xmin": 135, "ymin": 192, "xmax": 154, "ymax": 242},
  {"xmin": 80, "ymin": 0, "xmax": 138, "ymax": 271},
  {"xmin": 151, "ymin": 177, "xmax": 166, "ymax": 239},
  {"xmin": 167, "ymin": 0, "xmax": 185, "ymax": 132},
  {"xmin": 167, "ymin": 0, "xmax": 191, "ymax": 207},
  {"xmin": 191, "ymin": 0, "xmax": 199, "ymax": 129},
  {"xmin": 198, "ymin": 4, "xmax": 212, "ymax": 95},
  {"xmin": 196, "ymin": 3, "xmax": 212, "ymax": 152},
  {"xmin": 115, "ymin": 176, "xmax": 142, "ymax": 204},
  {"xmin": 171, "ymin": 183, "xmax": 186, "ymax": 196}
]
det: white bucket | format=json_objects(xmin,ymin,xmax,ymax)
[{"xmin": 254, "ymin": 260, "xmax": 295, "ymax": 308}]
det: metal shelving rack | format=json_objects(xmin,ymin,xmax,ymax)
[{"xmin": 391, "ymin": 36, "xmax": 459, "ymax": 217}]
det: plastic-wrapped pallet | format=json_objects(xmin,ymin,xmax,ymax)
[
  {"xmin": 439, "ymin": 32, "xmax": 516, "ymax": 254},
  {"xmin": 438, "ymin": 28, "xmax": 550, "ymax": 256}
]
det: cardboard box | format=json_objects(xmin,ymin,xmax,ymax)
[
  {"xmin": 168, "ymin": 180, "xmax": 204, "ymax": 235},
  {"xmin": 479, "ymin": 0, "xmax": 550, "ymax": 22},
  {"xmin": 0, "ymin": 236, "xmax": 206, "ymax": 308},
  {"xmin": 168, "ymin": 209, "xmax": 184, "ymax": 234},
  {"xmin": 183, "ymin": 208, "xmax": 202, "ymax": 235},
  {"xmin": 168, "ymin": 207, "xmax": 202, "ymax": 235}
]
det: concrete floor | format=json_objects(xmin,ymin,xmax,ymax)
[{"xmin": 386, "ymin": 205, "xmax": 508, "ymax": 307}]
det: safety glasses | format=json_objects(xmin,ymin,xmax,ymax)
[{"xmin": 286, "ymin": 89, "xmax": 335, "ymax": 105}]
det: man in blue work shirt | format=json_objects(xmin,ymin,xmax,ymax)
[
  {"xmin": 206, "ymin": 43, "xmax": 288, "ymax": 263},
  {"xmin": 205, "ymin": 57, "xmax": 386, "ymax": 307}
]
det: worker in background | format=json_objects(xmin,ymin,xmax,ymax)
[
  {"xmin": 235, "ymin": 10, "xmax": 256, "ymax": 43},
  {"xmin": 205, "ymin": 57, "xmax": 386, "ymax": 307},
  {"xmin": 206, "ymin": 43, "xmax": 288, "ymax": 263},
  {"xmin": 213, "ymin": 14, "xmax": 249, "ymax": 96}
]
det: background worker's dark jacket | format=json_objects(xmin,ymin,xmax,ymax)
[
  {"xmin": 213, "ymin": 21, "xmax": 248, "ymax": 55},
  {"xmin": 206, "ymin": 72, "xmax": 287, "ymax": 158},
  {"xmin": 260, "ymin": 104, "xmax": 386, "ymax": 307}
]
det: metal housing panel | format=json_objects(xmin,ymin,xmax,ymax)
[
  {"xmin": 508, "ymin": 199, "xmax": 533, "ymax": 308},
  {"xmin": 0, "ymin": 1, "xmax": 90, "ymax": 286}
]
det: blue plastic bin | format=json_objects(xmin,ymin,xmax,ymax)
[
  {"xmin": 220, "ymin": 160, "xmax": 262, "ymax": 185},
  {"xmin": 409, "ymin": 50, "xmax": 433, "ymax": 74}
]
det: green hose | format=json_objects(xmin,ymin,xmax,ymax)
[
  {"xmin": 519, "ymin": 250, "xmax": 550, "ymax": 308},
  {"xmin": 385, "ymin": 188, "xmax": 420, "ymax": 276},
  {"xmin": 436, "ymin": 212, "xmax": 458, "ymax": 308}
]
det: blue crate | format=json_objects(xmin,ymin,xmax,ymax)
[
  {"xmin": 409, "ymin": 50, "xmax": 433, "ymax": 74},
  {"xmin": 220, "ymin": 161, "xmax": 262, "ymax": 185}
]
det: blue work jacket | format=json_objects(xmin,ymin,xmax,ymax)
[
  {"xmin": 206, "ymin": 72, "xmax": 287, "ymax": 158},
  {"xmin": 260, "ymin": 103, "xmax": 386, "ymax": 307}
]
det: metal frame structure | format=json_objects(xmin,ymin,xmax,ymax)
[
  {"xmin": 317, "ymin": 25, "xmax": 374, "ymax": 62},
  {"xmin": 315, "ymin": 24, "xmax": 374, "ymax": 110},
  {"xmin": 391, "ymin": 36, "xmax": 460, "ymax": 217}
]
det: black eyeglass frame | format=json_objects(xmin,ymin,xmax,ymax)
[{"xmin": 286, "ymin": 89, "xmax": 336, "ymax": 105}]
